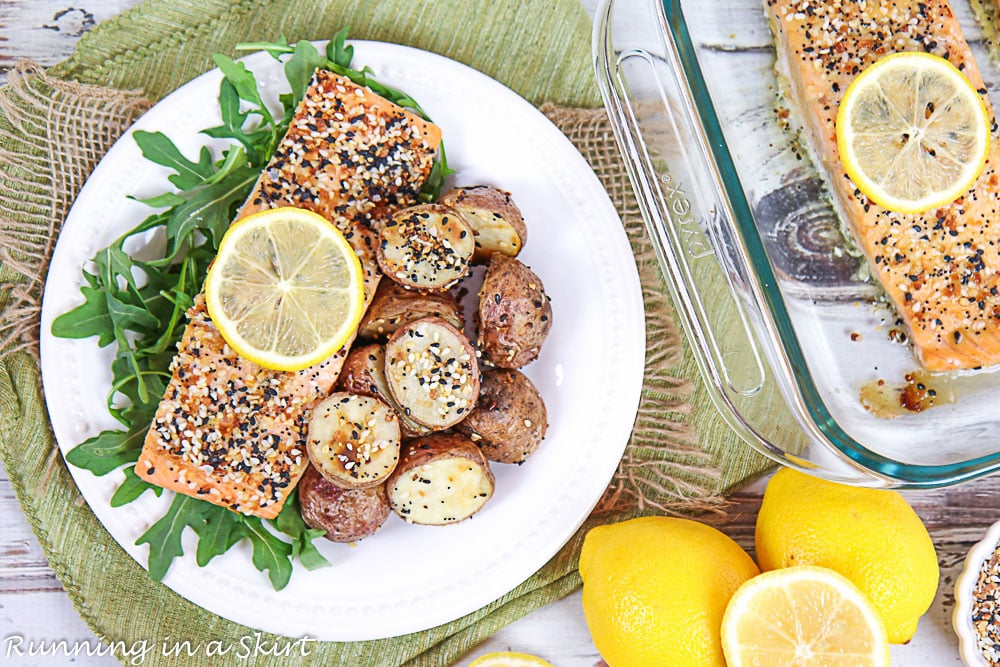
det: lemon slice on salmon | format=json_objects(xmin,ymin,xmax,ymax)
[
  {"xmin": 205, "ymin": 206, "xmax": 365, "ymax": 371},
  {"xmin": 721, "ymin": 566, "xmax": 890, "ymax": 667},
  {"xmin": 837, "ymin": 51, "xmax": 991, "ymax": 214}
]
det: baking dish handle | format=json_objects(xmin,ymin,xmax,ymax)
[{"xmin": 593, "ymin": 0, "xmax": 767, "ymax": 400}]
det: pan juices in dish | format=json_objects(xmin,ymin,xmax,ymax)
[
  {"xmin": 136, "ymin": 69, "xmax": 442, "ymax": 519},
  {"xmin": 766, "ymin": 0, "xmax": 1000, "ymax": 371}
]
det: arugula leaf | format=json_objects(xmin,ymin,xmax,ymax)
[
  {"xmin": 142, "ymin": 273, "xmax": 198, "ymax": 357},
  {"xmin": 242, "ymin": 516, "xmax": 294, "ymax": 590},
  {"xmin": 104, "ymin": 292, "xmax": 160, "ymax": 334},
  {"xmin": 211, "ymin": 54, "xmax": 276, "ymax": 132},
  {"xmin": 273, "ymin": 491, "xmax": 330, "ymax": 571},
  {"xmin": 111, "ymin": 465, "xmax": 162, "ymax": 507},
  {"xmin": 50, "ymin": 284, "xmax": 115, "ymax": 346},
  {"xmin": 240, "ymin": 34, "xmax": 291, "ymax": 61},
  {"xmin": 325, "ymin": 27, "xmax": 353, "ymax": 68},
  {"xmin": 108, "ymin": 360, "xmax": 164, "ymax": 427},
  {"xmin": 211, "ymin": 80, "xmax": 250, "ymax": 139},
  {"xmin": 64, "ymin": 427, "xmax": 144, "ymax": 475},
  {"xmin": 294, "ymin": 529, "xmax": 330, "ymax": 571},
  {"xmin": 284, "ymin": 40, "xmax": 327, "ymax": 107},
  {"xmin": 133, "ymin": 131, "xmax": 215, "ymax": 190},
  {"xmin": 136, "ymin": 494, "xmax": 209, "ymax": 582},
  {"xmin": 163, "ymin": 165, "xmax": 259, "ymax": 249},
  {"xmin": 194, "ymin": 505, "xmax": 246, "ymax": 567},
  {"xmin": 422, "ymin": 143, "xmax": 456, "ymax": 203},
  {"xmin": 202, "ymin": 82, "xmax": 272, "ymax": 164},
  {"xmin": 94, "ymin": 246, "xmax": 134, "ymax": 293},
  {"xmin": 128, "ymin": 191, "xmax": 187, "ymax": 209},
  {"xmin": 132, "ymin": 264, "xmax": 186, "ymax": 326}
]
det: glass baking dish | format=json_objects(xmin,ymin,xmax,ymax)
[{"xmin": 594, "ymin": 0, "xmax": 1000, "ymax": 487}]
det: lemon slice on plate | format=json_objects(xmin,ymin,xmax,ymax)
[
  {"xmin": 467, "ymin": 652, "xmax": 554, "ymax": 667},
  {"xmin": 836, "ymin": 51, "xmax": 991, "ymax": 214},
  {"xmin": 721, "ymin": 566, "xmax": 890, "ymax": 667},
  {"xmin": 205, "ymin": 206, "xmax": 365, "ymax": 371}
]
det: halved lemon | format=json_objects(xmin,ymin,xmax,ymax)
[
  {"xmin": 836, "ymin": 51, "xmax": 991, "ymax": 214},
  {"xmin": 204, "ymin": 206, "xmax": 365, "ymax": 371},
  {"xmin": 721, "ymin": 566, "xmax": 890, "ymax": 667},
  {"xmin": 467, "ymin": 652, "xmax": 554, "ymax": 667}
]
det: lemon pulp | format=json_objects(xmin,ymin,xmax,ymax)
[{"xmin": 721, "ymin": 566, "xmax": 891, "ymax": 667}]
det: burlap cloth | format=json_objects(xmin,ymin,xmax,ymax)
[{"xmin": 0, "ymin": 0, "xmax": 773, "ymax": 664}]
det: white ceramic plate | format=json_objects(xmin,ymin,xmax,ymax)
[{"xmin": 38, "ymin": 41, "xmax": 645, "ymax": 641}]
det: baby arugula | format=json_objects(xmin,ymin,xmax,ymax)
[{"xmin": 51, "ymin": 28, "xmax": 451, "ymax": 591}]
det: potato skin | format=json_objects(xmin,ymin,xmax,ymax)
[
  {"xmin": 337, "ymin": 343, "xmax": 433, "ymax": 440},
  {"xmin": 455, "ymin": 368, "xmax": 548, "ymax": 464},
  {"xmin": 298, "ymin": 464, "xmax": 390, "ymax": 543},
  {"xmin": 358, "ymin": 279, "xmax": 464, "ymax": 342},
  {"xmin": 338, "ymin": 343, "xmax": 386, "ymax": 398},
  {"xmin": 386, "ymin": 433, "xmax": 495, "ymax": 525},
  {"xmin": 477, "ymin": 254, "xmax": 553, "ymax": 368},
  {"xmin": 439, "ymin": 185, "xmax": 527, "ymax": 262}
]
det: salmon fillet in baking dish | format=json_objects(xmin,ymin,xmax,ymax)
[
  {"xmin": 766, "ymin": 0, "xmax": 1000, "ymax": 371},
  {"xmin": 969, "ymin": 0, "xmax": 1000, "ymax": 56},
  {"xmin": 136, "ymin": 69, "xmax": 442, "ymax": 519}
]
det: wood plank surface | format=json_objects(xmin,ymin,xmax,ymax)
[{"xmin": 0, "ymin": 1, "xmax": 137, "ymax": 80}]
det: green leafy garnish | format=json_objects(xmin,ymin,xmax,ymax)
[
  {"xmin": 242, "ymin": 516, "xmax": 295, "ymax": 590},
  {"xmin": 110, "ymin": 465, "xmax": 162, "ymax": 507},
  {"xmin": 194, "ymin": 504, "xmax": 245, "ymax": 567},
  {"xmin": 274, "ymin": 491, "xmax": 331, "ymax": 571},
  {"xmin": 65, "ymin": 426, "xmax": 146, "ymax": 476},
  {"xmin": 53, "ymin": 28, "xmax": 450, "ymax": 590},
  {"xmin": 136, "ymin": 494, "xmax": 212, "ymax": 582}
]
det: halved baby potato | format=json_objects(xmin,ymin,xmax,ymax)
[
  {"xmin": 357, "ymin": 279, "xmax": 464, "ymax": 342},
  {"xmin": 338, "ymin": 343, "xmax": 433, "ymax": 440},
  {"xmin": 384, "ymin": 316, "xmax": 480, "ymax": 430},
  {"xmin": 307, "ymin": 392, "xmax": 401, "ymax": 489},
  {"xmin": 386, "ymin": 433, "xmax": 495, "ymax": 525},
  {"xmin": 376, "ymin": 203, "xmax": 475, "ymax": 291},
  {"xmin": 439, "ymin": 185, "xmax": 526, "ymax": 262}
]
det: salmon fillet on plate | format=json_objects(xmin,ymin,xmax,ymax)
[
  {"xmin": 766, "ymin": 0, "xmax": 1000, "ymax": 371},
  {"xmin": 136, "ymin": 69, "xmax": 442, "ymax": 519}
]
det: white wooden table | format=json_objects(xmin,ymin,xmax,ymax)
[{"xmin": 0, "ymin": 1, "xmax": 990, "ymax": 665}]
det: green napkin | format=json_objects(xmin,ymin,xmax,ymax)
[{"xmin": 0, "ymin": 0, "xmax": 773, "ymax": 665}]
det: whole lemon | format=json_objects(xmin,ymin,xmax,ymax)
[
  {"xmin": 579, "ymin": 516, "xmax": 759, "ymax": 667},
  {"xmin": 755, "ymin": 468, "xmax": 938, "ymax": 644}
]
